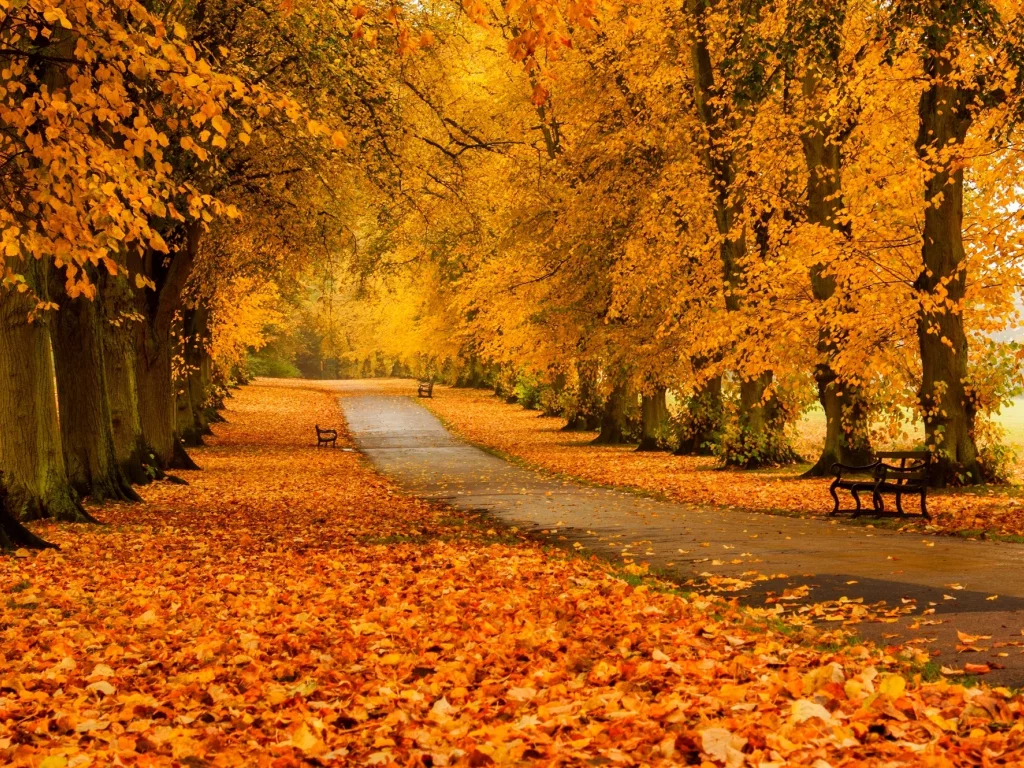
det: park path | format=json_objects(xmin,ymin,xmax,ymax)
[{"xmin": 334, "ymin": 382, "xmax": 1024, "ymax": 683}]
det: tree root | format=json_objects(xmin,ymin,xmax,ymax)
[{"xmin": 170, "ymin": 439, "xmax": 201, "ymax": 471}]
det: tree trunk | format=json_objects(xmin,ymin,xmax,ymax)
[
  {"xmin": 133, "ymin": 223, "xmax": 203, "ymax": 471},
  {"xmin": 51, "ymin": 285, "xmax": 140, "ymax": 502},
  {"xmin": 100, "ymin": 271, "xmax": 152, "ymax": 484},
  {"xmin": 593, "ymin": 380, "xmax": 633, "ymax": 445},
  {"xmin": 804, "ymin": 364, "xmax": 872, "ymax": 476},
  {"xmin": 689, "ymin": 2, "xmax": 784, "ymax": 463},
  {"xmin": 799, "ymin": 86, "xmax": 873, "ymax": 477},
  {"xmin": 637, "ymin": 387, "xmax": 670, "ymax": 451},
  {"xmin": 563, "ymin": 361, "xmax": 602, "ymax": 431},
  {"xmin": 542, "ymin": 372, "xmax": 568, "ymax": 417},
  {"xmin": 175, "ymin": 305, "xmax": 212, "ymax": 447},
  {"xmin": 675, "ymin": 375, "xmax": 722, "ymax": 456},
  {"xmin": 724, "ymin": 372, "xmax": 799, "ymax": 468},
  {"xmin": 0, "ymin": 475, "xmax": 55, "ymax": 550},
  {"xmin": 914, "ymin": 55, "xmax": 980, "ymax": 485},
  {"xmin": 0, "ymin": 265, "xmax": 93, "ymax": 523},
  {"xmin": 175, "ymin": 381, "xmax": 201, "ymax": 447},
  {"xmin": 196, "ymin": 343, "xmax": 219, "ymax": 427},
  {"xmin": 136, "ymin": 318, "xmax": 184, "ymax": 467}
]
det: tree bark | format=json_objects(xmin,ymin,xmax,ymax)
[
  {"xmin": 799, "ymin": 78, "xmax": 873, "ymax": 476},
  {"xmin": 51, "ymin": 284, "xmax": 140, "ymax": 502},
  {"xmin": 724, "ymin": 373, "xmax": 799, "ymax": 468},
  {"xmin": 136, "ymin": 315, "xmax": 184, "ymax": 467},
  {"xmin": 175, "ymin": 307, "xmax": 213, "ymax": 447},
  {"xmin": 637, "ymin": 387, "xmax": 670, "ymax": 451},
  {"xmin": 563, "ymin": 361, "xmax": 602, "ymax": 431},
  {"xmin": 688, "ymin": 1, "xmax": 789, "ymax": 467},
  {"xmin": 593, "ymin": 380, "xmax": 633, "ymax": 445},
  {"xmin": 100, "ymin": 271, "xmax": 152, "ymax": 484},
  {"xmin": 133, "ymin": 223, "xmax": 202, "ymax": 471},
  {"xmin": 0, "ymin": 475, "xmax": 55, "ymax": 550},
  {"xmin": 0, "ymin": 264, "xmax": 93, "ymax": 522},
  {"xmin": 542, "ymin": 372, "xmax": 568, "ymax": 417},
  {"xmin": 195, "ymin": 342, "xmax": 218, "ymax": 427},
  {"xmin": 914, "ymin": 47, "xmax": 980, "ymax": 485}
]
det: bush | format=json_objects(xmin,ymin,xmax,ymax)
[
  {"xmin": 975, "ymin": 416, "xmax": 1018, "ymax": 484},
  {"xmin": 247, "ymin": 351, "xmax": 302, "ymax": 379},
  {"xmin": 514, "ymin": 372, "xmax": 543, "ymax": 410}
]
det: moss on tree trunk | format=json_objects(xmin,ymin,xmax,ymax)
[
  {"xmin": 100, "ymin": 271, "xmax": 152, "ymax": 484},
  {"xmin": 637, "ymin": 387, "xmax": 670, "ymax": 451},
  {"xmin": 0, "ymin": 475, "xmax": 55, "ymax": 550},
  {"xmin": 0, "ymin": 263, "xmax": 93, "ymax": 522}
]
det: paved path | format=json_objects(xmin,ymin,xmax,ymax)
[{"xmin": 340, "ymin": 390, "xmax": 1024, "ymax": 684}]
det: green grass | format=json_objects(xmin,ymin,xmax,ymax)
[
  {"xmin": 905, "ymin": 658, "xmax": 984, "ymax": 689},
  {"xmin": 950, "ymin": 529, "xmax": 1024, "ymax": 544}
]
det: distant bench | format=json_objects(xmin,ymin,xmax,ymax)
[
  {"xmin": 418, "ymin": 380, "xmax": 434, "ymax": 398},
  {"xmin": 830, "ymin": 450, "xmax": 931, "ymax": 519},
  {"xmin": 315, "ymin": 424, "xmax": 337, "ymax": 448}
]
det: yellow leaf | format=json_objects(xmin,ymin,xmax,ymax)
[
  {"xmin": 212, "ymin": 114, "xmax": 230, "ymax": 136},
  {"xmin": 290, "ymin": 722, "xmax": 322, "ymax": 753},
  {"xmin": 879, "ymin": 674, "xmax": 905, "ymax": 699},
  {"xmin": 87, "ymin": 680, "xmax": 116, "ymax": 696}
]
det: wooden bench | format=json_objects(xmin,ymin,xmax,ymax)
[
  {"xmin": 315, "ymin": 424, "xmax": 337, "ymax": 448},
  {"xmin": 417, "ymin": 380, "xmax": 434, "ymax": 398},
  {"xmin": 829, "ymin": 450, "xmax": 931, "ymax": 519}
]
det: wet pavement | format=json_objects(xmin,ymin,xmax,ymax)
[{"xmin": 338, "ymin": 388, "xmax": 1024, "ymax": 685}]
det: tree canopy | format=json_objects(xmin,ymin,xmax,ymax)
[{"xmin": 2, "ymin": 0, "xmax": 1024, "ymax": 547}]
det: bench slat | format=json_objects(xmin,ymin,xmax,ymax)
[{"xmin": 875, "ymin": 451, "xmax": 930, "ymax": 460}]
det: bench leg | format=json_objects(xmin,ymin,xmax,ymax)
[
  {"xmin": 895, "ymin": 492, "xmax": 905, "ymax": 516},
  {"xmin": 921, "ymin": 492, "xmax": 930, "ymax": 520},
  {"xmin": 829, "ymin": 481, "xmax": 841, "ymax": 515},
  {"xmin": 851, "ymin": 488, "xmax": 863, "ymax": 516},
  {"xmin": 870, "ymin": 490, "xmax": 883, "ymax": 514}
]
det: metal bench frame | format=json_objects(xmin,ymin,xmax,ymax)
[
  {"xmin": 315, "ymin": 424, "xmax": 338, "ymax": 448},
  {"xmin": 829, "ymin": 450, "xmax": 931, "ymax": 519}
]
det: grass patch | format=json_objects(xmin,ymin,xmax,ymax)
[{"xmin": 952, "ymin": 529, "xmax": 1024, "ymax": 544}]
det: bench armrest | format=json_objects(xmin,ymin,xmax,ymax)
[{"xmin": 830, "ymin": 461, "xmax": 879, "ymax": 478}]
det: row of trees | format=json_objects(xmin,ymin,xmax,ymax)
[
  {"xmin": 312, "ymin": 0, "xmax": 1024, "ymax": 485},
  {"xmin": 6, "ymin": 0, "xmax": 1024, "ymax": 545},
  {"xmin": 0, "ymin": 0, "xmax": 447, "ymax": 548}
]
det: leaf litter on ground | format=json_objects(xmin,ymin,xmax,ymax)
[{"xmin": 2, "ymin": 381, "xmax": 1023, "ymax": 767}]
